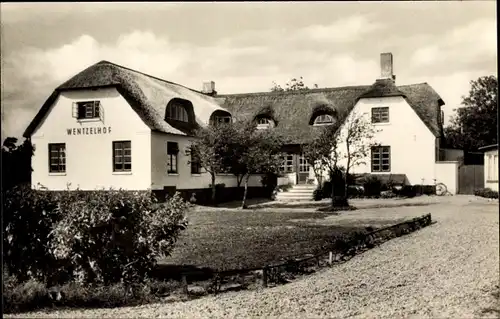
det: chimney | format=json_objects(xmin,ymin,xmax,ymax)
[
  {"xmin": 380, "ymin": 53, "xmax": 396, "ymax": 81},
  {"xmin": 202, "ymin": 81, "xmax": 216, "ymax": 96}
]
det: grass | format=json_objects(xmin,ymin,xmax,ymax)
[{"xmin": 161, "ymin": 209, "xmax": 381, "ymax": 272}]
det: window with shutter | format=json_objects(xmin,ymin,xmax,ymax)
[{"xmin": 76, "ymin": 101, "xmax": 102, "ymax": 120}]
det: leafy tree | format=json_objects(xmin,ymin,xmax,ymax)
[
  {"xmin": 187, "ymin": 125, "xmax": 234, "ymax": 205},
  {"xmin": 444, "ymin": 75, "xmax": 497, "ymax": 150},
  {"xmin": 2, "ymin": 137, "xmax": 34, "ymax": 191},
  {"xmin": 270, "ymin": 77, "xmax": 319, "ymax": 92},
  {"xmin": 302, "ymin": 111, "xmax": 377, "ymax": 208},
  {"xmin": 337, "ymin": 110, "xmax": 377, "ymax": 202},
  {"xmin": 230, "ymin": 122, "xmax": 284, "ymax": 208}
]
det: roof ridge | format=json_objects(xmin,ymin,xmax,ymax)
[
  {"xmin": 95, "ymin": 60, "xmax": 207, "ymax": 96},
  {"xmin": 216, "ymin": 85, "xmax": 371, "ymax": 98}
]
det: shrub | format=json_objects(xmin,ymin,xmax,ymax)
[
  {"xmin": 3, "ymin": 277, "xmax": 182, "ymax": 314},
  {"xmin": 3, "ymin": 185, "xmax": 64, "ymax": 284},
  {"xmin": 312, "ymin": 187, "xmax": 323, "ymax": 201},
  {"xmin": 347, "ymin": 185, "xmax": 364, "ymax": 198},
  {"xmin": 475, "ymin": 188, "xmax": 499, "ymax": 199},
  {"xmin": 49, "ymin": 190, "xmax": 189, "ymax": 285},
  {"xmin": 398, "ymin": 185, "xmax": 418, "ymax": 198},
  {"xmin": 321, "ymin": 180, "xmax": 332, "ymax": 199},
  {"xmin": 3, "ymin": 278, "xmax": 49, "ymax": 313},
  {"xmin": 3, "ymin": 185, "xmax": 189, "ymax": 287},
  {"xmin": 261, "ymin": 173, "xmax": 278, "ymax": 199},
  {"xmin": 362, "ymin": 176, "xmax": 382, "ymax": 198}
]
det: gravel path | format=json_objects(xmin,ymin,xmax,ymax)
[{"xmin": 7, "ymin": 196, "xmax": 499, "ymax": 319}]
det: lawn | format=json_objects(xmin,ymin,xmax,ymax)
[{"xmin": 160, "ymin": 209, "xmax": 377, "ymax": 273}]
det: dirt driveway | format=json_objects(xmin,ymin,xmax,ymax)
[{"xmin": 7, "ymin": 196, "xmax": 499, "ymax": 318}]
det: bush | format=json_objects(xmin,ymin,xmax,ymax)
[
  {"xmin": 3, "ymin": 185, "xmax": 64, "ymax": 284},
  {"xmin": 362, "ymin": 176, "xmax": 382, "ymax": 198},
  {"xmin": 3, "ymin": 185, "xmax": 189, "ymax": 287},
  {"xmin": 2, "ymin": 276, "xmax": 182, "ymax": 314},
  {"xmin": 312, "ymin": 187, "xmax": 322, "ymax": 201},
  {"xmin": 474, "ymin": 188, "xmax": 499, "ymax": 199},
  {"xmin": 49, "ymin": 190, "xmax": 189, "ymax": 285},
  {"xmin": 347, "ymin": 185, "xmax": 364, "ymax": 198},
  {"xmin": 261, "ymin": 173, "xmax": 278, "ymax": 199},
  {"xmin": 3, "ymin": 277, "xmax": 49, "ymax": 313}
]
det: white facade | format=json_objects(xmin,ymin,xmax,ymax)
[
  {"xmin": 150, "ymin": 131, "xmax": 263, "ymax": 190},
  {"xmin": 30, "ymin": 87, "xmax": 262, "ymax": 191},
  {"xmin": 328, "ymin": 96, "xmax": 438, "ymax": 185},
  {"xmin": 484, "ymin": 148, "xmax": 499, "ymax": 191},
  {"xmin": 31, "ymin": 88, "xmax": 152, "ymax": 191}
]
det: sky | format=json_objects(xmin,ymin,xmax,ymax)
[{"xmin": 1, "ymin": 2, "xmax": 497, "ymax": 141}]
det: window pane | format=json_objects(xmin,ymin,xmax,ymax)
[
  {"xmin": 115, "ymin": 163, "xmax": 123, "ymax": 170},
  {"xmin": 124, "ymin": 163, "xmax": 131, "ymax": 170}
]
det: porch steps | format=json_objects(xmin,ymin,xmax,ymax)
[{"xmin": 275, "ymin": 184, "xmax": 317, "ymax": 201}]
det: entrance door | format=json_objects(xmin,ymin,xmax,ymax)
[{"xmin": 297, "ymin": 154, "xmax": 310, "ymax": 184}]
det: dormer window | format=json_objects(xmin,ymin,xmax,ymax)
[
  {"xmin": 313, "ymin": 114, "xmax": 334, "ymax": 126},
  {"xmin": 256, "ymin": 117, "xmax": 275, "ymax": 130},
  {"xmin": 73, "ymin": 101, "xmax": 101, "ymax": 120},
  {"xmin": 167, "ymin": 103, "xmax": 189, "ymax": 122},
  {"xmin": 215, "ymin": 116, "xmax": 231, "ymax": 124}
]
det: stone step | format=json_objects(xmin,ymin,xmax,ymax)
[
  {"xmin": 291, "ymin": 184, "xmax": 317, "ymax": 189},
  {"xmin": 275, "ymin": 194, "xmax": 313, "ymax": 200},
  {"xmin": 283, "ymin": 190, "xmax": 316, "ymax": 195}
]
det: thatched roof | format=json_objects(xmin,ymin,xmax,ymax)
[
  {"xmin": 216, "ymin": 80, "xmax": 444, "ymax": 144},
  {"xmin": 23, "ymin": 61, "xmax": 228, "ymax": 137}
]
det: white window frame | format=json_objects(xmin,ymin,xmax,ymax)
[
  {"xmin": 371, "ymin": 107, "xmax": 390, "ymax": 124},
  {"xmin": 257, "ymin": 117, "xmax": 274, "ymax": 130},
  {"xmin": 49, "ymin": 143, "xmax": 66, "ymax": 173},
  {"xmin": 371, "ymin": 146, "xmax": 391, "ymax": 172},
  {"xmin": 74, "ymin": 101, "xmax": 102, "ymax": 122},
  {"xmin": 298, "ymin": 154, "xmax": 310, "ymax": 173},
  {"xmin": 113, "ymin": 141, "xmax": 132, "ymax": 173},
  {"xmin": 279, "ymin": 154, "xmax": 294, "ymax": 173},
  {"xmin": 487, "ymin": 154, "xmax": 498, "ymax": 181},
  {"xmin": 313, "ymin": 114, "xmax": 334, "ymax": 126}
]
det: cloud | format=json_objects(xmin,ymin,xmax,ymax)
[
  {"xmin": 410, "ymin": 19, "xmax": 497, "ymax": 71},
  {"xmin": 294, "ymin": 15, "xmax": 384, "ymax": 43},
  {"xmin": 1, "ymin": 15, "xmax": 496, "ymax": 139}
]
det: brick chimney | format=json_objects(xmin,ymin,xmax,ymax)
[
  {"xmin": 202, "ymin": 81, "xmax": 216, "ymax": 96},
  {"xmin": 380, "ymin": 53, "xmax": 396, "ymax": 81}
]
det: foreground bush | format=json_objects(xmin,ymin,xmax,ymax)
[
  {"xmin": 3, "ymin": 185, "xmax": 189, "ymax": 286},
  {"xmin": 2, "ymin": 273, "xmax": 182, "ymax": 314},
  {"xmin": 474, "ymin": 188, "xmax": 499, "ymax": 199}
]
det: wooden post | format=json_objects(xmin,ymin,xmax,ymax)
[
  {"xmin": 328, "ymin": 251, "xmax": 333, "ymax": 266},
  {"xmin": 182, "ymin": 274, "xmax": 189, "ymax": 295},
  {"xmin": 262, "ymin": 267, "xmax": 268, "ymax": 288}
]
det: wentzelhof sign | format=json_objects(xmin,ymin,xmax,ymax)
[{"xmin": 67, "ymin": 126, "xmax": 112, "ymax": 135}]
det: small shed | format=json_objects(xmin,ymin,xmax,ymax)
[{"xmin": 478, "ymin": 144, "xmax": 498, "ymax": 191}]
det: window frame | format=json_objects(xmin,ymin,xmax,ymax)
[
  {"xmin": 190, "ymin": 150, "xmax": 202, "ymax": 175},
  {"xmin": 371, "ymin": 107, "xmax": 390, "ymax": 124},
  {"xmin": 113, "ymin": 141, "xmax": 132, "ymax": 173},
  {"xmin": 371, "ymin": 146, "xmax": 391, "ymax": 172},
  {"xmin": 77, "ymin": 101, "xmax": 101, "ymax": 120},
  {"xmin": 313, "ymin": 114, "xmax": 334, "ymax": 126},
  {"xmin": 214, "ymin": 116, "xmax": 232, "ymax": 125},
  {"xmin": 48, "ymin": 143, "xmax": 66, "ymax": 173},
  {"xmin": 256, "ymin": 117, "xmax": 275, "ymax": 129},
  {"xmin": 279, "ymin": 154, "xmax": 294, "ymax": 173},
  {"xmin": 168, "ymin": 104, "xmax": 189, "ymax": 122},
  {"xmin": 167, "ymin": 142, "xmax": 179, "ymax": 174},
  {"xmin": 487, "ymin": 154, "xmax": 498, "ymax": 181}
]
